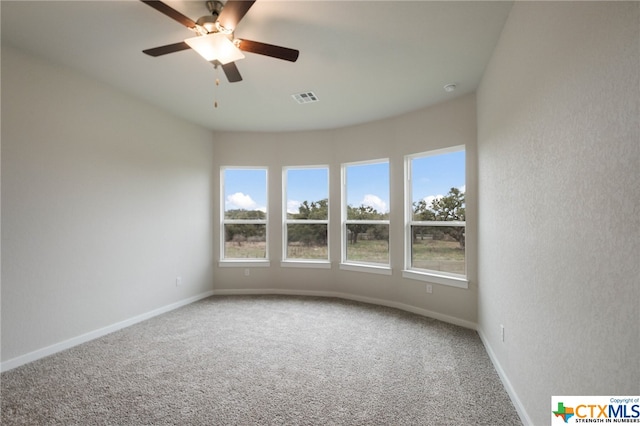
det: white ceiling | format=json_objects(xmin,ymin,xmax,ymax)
[{"xmin": 1, "ymin": 1, "xmax": 513, "ymax": 132}]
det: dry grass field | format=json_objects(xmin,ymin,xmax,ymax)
[{"xmin": 224, "ymin": 239, "xmax": 464, "ymax": 274}]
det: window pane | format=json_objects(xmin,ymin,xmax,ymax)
[
  {"xmin": 286, "ymin": 224, "xmax": 328, "ymax": 259},
  {"xmin": 411, "ymin": 225, "xmax": 465, "ymax": 275},
  {"xmin": 224, "ymin": 224, "xmax": 267, "ymax": 259},
  {"xmin": 343, "ymin": 161, "xmax": 389, "ymax": 265},
  {"xmin": 411, "ymin": 151, "xmax": 465, "ymax": 221},
  {"xmin": 286, "ymin": 168, "xmax": 328, "ymax": 220},
  {"xmin": 345, "ymin": 162, "xmax": 389, "ymax": 217},
  {"xmin": 346, "ymin": 224, "xmax": 389, "ymax": 264},
  {"xmin": 224, "ymin": 168, "xmax": 267, "ymax": 219}
]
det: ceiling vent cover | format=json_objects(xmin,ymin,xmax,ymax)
[{"xmin": 292, "ymin": 92, "xmax": 319, "ymax": 104}]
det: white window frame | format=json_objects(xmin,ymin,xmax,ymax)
[
  {"xmin": 403, "ymin": 146, "xmax": 468, "ymax": 288},
  {"xmin": 281, "ymin": 165, "xmax": 331, "ymax": 268},
  {"xmin": 219, "ymin": 166, "xmax": 270, "ymax": 267},
  {"xmin": 340, "ymin": 158, "xmax": 391, "ymax": 275}
]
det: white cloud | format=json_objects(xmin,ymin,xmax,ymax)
[
  {"xmin": 287, "ymin": 200, "xmax": 301, "ymax": 214},
  {"xmin": 361, "ymin": 194, "xmax": 388, "ymax": 213},
  {"xmin": 458, "ymin": 185, "xmax": 466, "ymax": 193},
  {"xmin": 226, "ymin": 192, "xmax": 258, "ymax": 210}
]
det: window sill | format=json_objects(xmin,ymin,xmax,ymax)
[
  {"xmin": 281, "ymin": 260, "xmax": 332, "ymax": 269},
  {"xmin": 402, "ymin": 269, "xmax": 468, "ymax": 289},
  {"xmin": 340, "ymin": 262, "xmax": 392, "ymax": 276},
  {"xmin": 219, "ymin": 260, "xmax": 271, "ymax": 268}
]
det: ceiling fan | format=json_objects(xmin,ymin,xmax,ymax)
[{"xmin": 140, "ymin": 0, "xmax": 299, "ymax": 83}]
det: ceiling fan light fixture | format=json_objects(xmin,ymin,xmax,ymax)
[{"xmin": 185, "ymin": 33, "xmax": 245, "ymax": 65}]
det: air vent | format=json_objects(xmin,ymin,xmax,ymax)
[{"xmin": 292, "ymin": 91, "xmax": 319, "ymax": 104}]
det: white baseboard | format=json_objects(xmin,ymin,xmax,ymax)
[
  {"xmin": 477, "ymin": 327, "xmax": 533, "ymax": 426},
  {"xmin": 1, "ymin": 291, "xmax": 214, "ymax": 372},
  {"xmin": 212, "ymin": 288, "xmax": 478, "ymax": 330}
]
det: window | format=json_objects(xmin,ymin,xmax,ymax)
[
  {"xmin": 342, "ymin": 160, "xmax": 390, "ymax": 271},
  {"xmin": 221, "ymin": 167, "xmax": 268, "ymax": 261},
  {"xmin": 283, "ymin": 167, "xmax": 329, "ymax": 263},
  {"xmin": 404, "ymin": 147, "xmax": 466, "ymax": 287}
]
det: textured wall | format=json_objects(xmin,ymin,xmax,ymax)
[
  {"xmin": 212, "ymin": 94, "xmax": 479, "ymax": 326},
  {"xmin": 477, "ymin": 2, "xmax": 639, "ymax": 425},
  {"xmin": 1, "ymin": 46, "xmax": 215, "ymax": 362}
]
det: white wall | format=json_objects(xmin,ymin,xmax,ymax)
[
  {"xmin": 212, "ymin": 94, "xmax": 478, "ymax": 326},
  {"xmin": 477, "ymin": 3, "xmax": 639, "ymax": 425},
  {"xmin": 1, "ymin": 46, "xmax": 215, "ymax": 364}
]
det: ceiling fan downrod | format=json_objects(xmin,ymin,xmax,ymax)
[
  {"xmin": 196, "ymin": 1, "xmax": 227, "ymax": 34},
  {"xmin": 196, "ymin": 1, "xmax": 225, "ymax": 34},
  {"xmin": 206, "ymin": 1, "xmax": 224, "ymax": 17}
]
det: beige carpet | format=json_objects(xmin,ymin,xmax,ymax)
[{"xmin": 1, "ymin": 295, "xmax": 522, "ymax": 425}]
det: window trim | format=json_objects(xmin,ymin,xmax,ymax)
[
  {"xmin": 401, "ymin": 269, "xmax": 468, "ymax": 288},
  {"xmin": 220, "ymin": 166, "xmax": 269, "ymax": 264},
  {"xmin": 219, "ymin": 260, "xmax": 271, "ymax": 268},
  {"xmin": 341, "ymin": 158, "xmax": 391, "ymax": 270},
  {"xmin": 280, "ymin": 260, "xmax": 332, "ymax": 269},
  {"xmin": 340, "ymin": 262, "xmax": 392, "ymax": 275},
  {"xmin": 282, "ymin": 165, "xmax": 330, "ymax": 266},
  {"xmin": 404, "ymin": 146, "xmax": 467, "ymax": 288}
]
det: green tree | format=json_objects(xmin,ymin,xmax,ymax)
[
  {"xmin": 291, "ymin": 199, "xmax": 328, "ymax": 220},
  {"xmin": 288, "ymin": 199, "xmax": 328, "ymax": 246},
  {"xmin": 412, "ymin": 200, "xmax": 436, "ymax": 221},
  {"xmin": 413, "ymin": 187, "xmax": 465, "ymax": 248},
  {"xmin": 346, "ymin": 205, "xmax": 388, "ymax": 244},
  {"xmin": 224, "ymin": 209, "xmax": 266, "ymax": 244},
  {"xmin": 430, "ymin": 187, "xmax": 465, "ymax": 222}
]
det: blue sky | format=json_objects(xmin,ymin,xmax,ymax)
[
  {"xmin": 345, "ymin": 162, "xmax": 389, "ymax": 212},
  {"xmin": 411, "ymin": 150, "xmax": 466, "ymax": 206},
  {"xmin": 223, "ymin": 151, "xmax": 465, "ymax": 213},
  {"xmin": 224, "ymin": 168, "xmax": 268, "ymax": 212},
  {"xmin": 286, "ymin": 168, "xmax": 328, "ymax": 214}
]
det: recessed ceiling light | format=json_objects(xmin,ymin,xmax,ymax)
[
  {"xmin": 444, "ymin": 83, "xmax": 457, "ymax": 92},
  {"xmin": 292, "ymin": 92, "xmax": 319, "ymax": 104}
]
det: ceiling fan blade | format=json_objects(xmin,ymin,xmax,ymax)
[
  {"xmin": 220, "ymin": 61, "xmax": 243, "ymax": 83},
  {"xmin": 237, "ymin": 39, "xmax": 299, "ymax": 62},
  {"xmin": 143, "ymin": 41, "xmax": 191, "ymax": 57},
  {"xmin": 140, "ymin": 0, "xmax": 197, "ymax": 29},
  {"xmin": 216, "ymin": 0, "xmax": 256, "ymax": 32}
]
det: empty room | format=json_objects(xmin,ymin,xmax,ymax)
[{"xmin": 1, "ymin": 1, "xmax": 638, "ymax": 425}]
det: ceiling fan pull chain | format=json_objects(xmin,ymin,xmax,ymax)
[{"xmin": 214, "ymin": 65, "xmax": 220, "ymax": 108}]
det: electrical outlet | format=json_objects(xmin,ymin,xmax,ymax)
[
  {"xmin": 244, "ymin": 269, "xmax": 250, "ymax": 277},
  {"xmin": 426, "ymin": 284, "xmax": 433, "ymax": 294},
  {"xmin": 176, "ymin": 276, "xmax": 182, "ymax": 287},
  {"xmin": 500, "ymin": 324, "xmax": 505, "ymax": 342}
]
